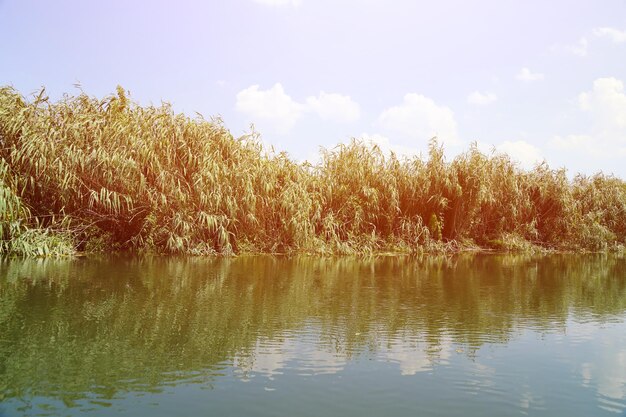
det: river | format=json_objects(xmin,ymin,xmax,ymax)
[{"xmin": 1, "ymin": 254, "xmax": 625, "ymax": 416}]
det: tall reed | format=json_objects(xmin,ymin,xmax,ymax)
[{"xmin": 0, "ymin": 86, "xmax": 624, "ymax": 256}]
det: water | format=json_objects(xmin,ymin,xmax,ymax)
[{"xmin": 1, "ymin": 254, "xmax": 625, "ymax": 417}]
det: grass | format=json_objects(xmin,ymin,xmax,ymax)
[{"xmin": 0, "ymin": 85, "xmax": 625, "ymax": 256}]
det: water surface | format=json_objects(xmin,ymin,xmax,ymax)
[{"xmin": 1, "ymin": 254, "xmax": 625, "ymax": 416}]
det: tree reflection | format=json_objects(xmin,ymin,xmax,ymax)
[{"xmin": 0, "ymin": 254, "xmax": 625, "ymax": 407}]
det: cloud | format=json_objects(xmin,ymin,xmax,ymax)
[
  {"xmin": 558, "ymin": 28, "xmax": 625, "ymax": 58},
  {"xmin": 360, "ymin": 133, "xmax": 419, "ymax": 158},
  {"xmin": 496, "ymin": 140, "xmax": 543, "ymax": 169},
  {"xmin": 467, "ymin": 91, "xmax": 497, "ymax": 105},
  {"xmin": 234, "ymin": 333, "xmax": 346, "ymax": 381},
  {"xmin": 578, "ymin": 77, "xmax": 626, "ymax": 130},
  {"xmin": 377, "ymin": 93, "xmax": 459, "ymax": 145},
  {"xmin": 593, "ymin": 27, "xmax": 626, "ymax": 44},
  {"xmin": 548, "ymin": 134, "xmax": 601, "ymax": 155},
  {"xmin": 566, "ymin": 37, "xmax": 589, "ymax": 57},
  {"xmin": 380, "ymin": 337, "xmax": 452, "ymax": 376},
  {"xmin": 576, "ymin": 327, "xmax": 626, "ymax": 410},
  {"xmin": 236, "ymin": 83, "xmax": 304, "ymax": 133},
  {"xmin": 516, "ymin": 67, "xmax": 545, "ymax": 82},
  {"xmin": 548, "ymin": 77, "xmax": 626, "ymax": 164},
  {"xmin": 252, "ymin": 0, "xmax": 302, "ymax": 6},
  {"xmin": 306, "ymin": 92, "xmax": 360, "ymax": 123},
  {"xmin": 236, "ymin": 85, "xmax": 359, "ymax": 133}
]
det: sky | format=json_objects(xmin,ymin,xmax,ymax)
[{"xmin": 1, "ymin": 0, "xmax": 626, "ymax": 176}]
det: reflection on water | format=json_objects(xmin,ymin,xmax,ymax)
[{"xmin": 0, "ymin": 254, "xmax": 625, "ymax": 416}]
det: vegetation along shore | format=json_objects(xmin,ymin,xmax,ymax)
[{"xmin": 0, "ymin": 86, "xmax": 625, "ymax": 257}]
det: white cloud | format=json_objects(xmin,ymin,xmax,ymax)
[
  {"xmin": 236, "ymin": 83, "xmax": 304, "ymax": 133},
  {"xmin": 306, "ymin": 92, "xmax": 360, "ymax": 123},
  {"xmin": 551, "ymin": 36, "xmax": 589, "ymax": 57},
  {"xmin": 557, "ymin": 28, "xmax": 625, "ymax": 59},
  {"xmin": 467, "ymin": 91, "xmax": 497, "ymax": 105},
  {"xmin": 566, "ymin": 37, "xmax": 589, "ymax": 57},
  {"xmin": 548, "ymin": 78, "xmax": 626, "ymax": 168},
  {"xmin": 234, "ymin": 332, "xmax": 346, "ymax": 381},
  {"xmin": 360, "ymin": 133, "xmax": 419, "ymax": 158},
  {"xmin": 593, "ymin": 27, "xmax": 626, "ymax": 44},
  {"xmin": 548, "ymin": 134, "xmax": 601, "ymax": 155},
  {"xmin": 252, "ymin": 0, "xmax": 302, "ymax": 6},
  {"xmin": 547, "ymin": 136, "xmax": 626, "ymax": 174},
  {"xmin": 496, "ymin": 140, "xmax": 544, "ymax": 169},
  {"xmin": 578, "ymin": 77, "xmax": 626, "ymax": 131},
  {"xmin": 575, "ymin": 327, "xmax": 626, "ymax": 410},
  {"xmin": 380, "ymin": 337, "xmax": 452, "ymax": 376},
  {"xmin": 474, "ymin": 140, "xmax": 497, "ymax": 156},
  {"xmin": 516, "ymin": 67, "xmax": 545, "ymax": 82},
  {"xmin": 377, "ymin": 93, "xmax": 459, "ymax": 145},
  {"xmin": 236, "ymin": 84, "xmax": 360, "ymax": 133}
]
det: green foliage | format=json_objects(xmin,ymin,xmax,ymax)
[
  {"xmin": 0, "ymin": 159, "xmax": 74, "ymax": 257},
  {"xmin": 0, "ymin": 159, "xmax": 29, "ymax": 249},
  {"xmin": 6, "ymin": 227, "xmax": 74, "ymax": 257},
  {"xmin": 0, "ymin": 85, "xmax": 624, "ymax": 255}
]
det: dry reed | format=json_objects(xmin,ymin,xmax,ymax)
[{"xmin": 0, "ymin": 86, "xmax": 624, "ymax": 256}]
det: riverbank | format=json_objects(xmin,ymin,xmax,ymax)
[{"xmin": 1, "ymin": 86, "xmax": 625, "ymax": 257}]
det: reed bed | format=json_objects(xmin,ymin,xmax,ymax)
[{"xmin": 0, "ymin": 86, "xmax": 624, "ymax": 256}]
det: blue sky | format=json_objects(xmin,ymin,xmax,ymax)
[{"xmin": 1, "ymin": 0, "xmax": 625, "ymax": 176}]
